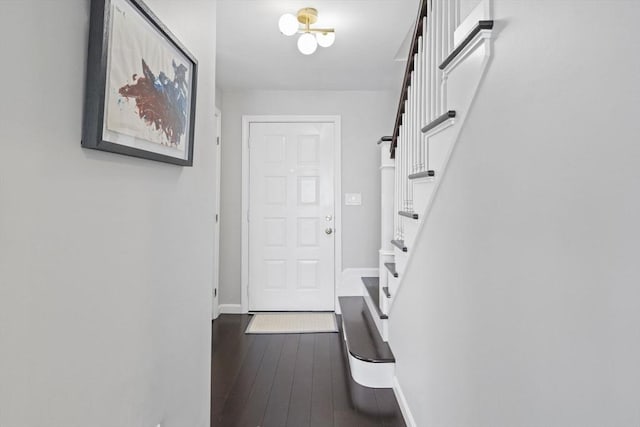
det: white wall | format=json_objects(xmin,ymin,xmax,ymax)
[
  {"xmin": 0, "ymin": 1, "xmax": 217, "ymax": 426},
  {"xmin": 219, "ymin": 90, "xmax": 396, "ymax": 305},
  {"xmin": 390, "ymin": 1, "xmax": 640, "ymax": 426},
  {"xmin": 215, "ymin": 86, "xmax": 224, "ymax": 112}
]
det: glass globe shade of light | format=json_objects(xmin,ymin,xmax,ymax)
[
  {"xmin": 297, "ymin": 32, "xmax": 318, "ymax": 55},
  {"xmin": 316, "ymin": 31, "xmax": 335, "ymax": 48},
  {"xmin": 278, "ymin": 14, "xmax": 299, "ymax": 36}
]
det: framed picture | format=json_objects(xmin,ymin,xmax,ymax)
[{"xmin": 82, "ymin": 0, "xmax": 198, "ymax": 166}]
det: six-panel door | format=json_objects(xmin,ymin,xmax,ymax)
[{"xmin": 249, "ymin": 122, "xmax": 335, "ymax": 311}]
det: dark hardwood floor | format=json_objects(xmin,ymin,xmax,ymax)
[{"xmin": 211, "ymin": 314, "xmax": 406, "ymax": 427}]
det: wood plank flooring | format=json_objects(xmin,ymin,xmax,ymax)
[{"xmin": 211, "ymin": 315, "xmax": 406, "ymax": 427}]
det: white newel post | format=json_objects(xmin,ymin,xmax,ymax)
[{"xmin": 379, "ymin": 140, "xmax": 395, "ymax": 297}]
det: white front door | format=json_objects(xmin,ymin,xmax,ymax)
[{"xmin": 248, "ymin": 121, "xmax": 335, "ymax": 311}]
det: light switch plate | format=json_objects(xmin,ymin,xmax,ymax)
[{"xmin": 345, "ymin": 193, "xmax": 362, "ymax": 206}]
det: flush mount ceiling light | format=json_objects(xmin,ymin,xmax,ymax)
[{"xmin": 278, "ymin": 7, "xmax": 335, "ymax": 55}]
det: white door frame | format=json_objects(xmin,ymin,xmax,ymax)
[
  {"xmin": 212, "ymin": 108, "xmax": 222, "ymax": 320},
  {"xmin": 241, "ymin": 115, "xmax": 342, "ymax": 313}
]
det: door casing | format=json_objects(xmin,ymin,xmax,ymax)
[
  {"xmin": 241, "ymin": 115, "xmax": 342, "ymax": 313},
  {"xmin": 212, "ymin": 108, "xmax": 222, "ymax": 320}
]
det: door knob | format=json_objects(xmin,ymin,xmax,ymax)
[
  {"xmin": 325, "ymin": 228, "xmax": 333, "ymax": 235},
  {"xmin": 326, "ymin": 215, "xmax": 333, "ymax": 221}
]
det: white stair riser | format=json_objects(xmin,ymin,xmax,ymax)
[
  {"xmin": 388, "ymin": 273, "xmax": 400, "ymax": 299},
  {"xmin": 403, "ymin": 218, "xmax": 420, "ymax": 252},
  {"xmin": 394, "ymin": 249, "xmax": 408, "ymax": 277},
  {"xmin": 411, "ymin": 179, "xmax": 437, "ymax": 217},
  {"xmin": 347, "ymin": 351, "xmax": 395, "ymax": 389},
  {"xmin": 362, "ymin": 281, "xmax": 389, "ymax": 341},
  {"xmin": 426, "ymin": 124, "xmax": 456, "ymax": 172},
  {"xmin": 342, "ymin": 318, "xmax": 394, "ymax": 388},
  {"xmin": 379, "ymin": 250, "xmax": 394, "ymax": 288},
  {"xmin": 380, "ymin": 285, "xmax": 391, "ymax": 316}
]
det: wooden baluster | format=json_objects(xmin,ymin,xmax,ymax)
[
  {"xmin": 412, "ymin": 74, "xmax": 416, "ymax": 209},
  {"xmin": 436, "ymin": 0, "xmax": 443, "ymax": 117},
  {"xmin": 394, "ymin": 130, "xmax": 398, "ymax": 238},
  {"xmin": 404, "ymin": 93, "xmax": 409, "ymax": 213},
  {"xmin": 430, "ymin": 2, "xmax": 436, "ymax": 122},
  {"xmin": 412, "ymin": 32, "xmax": 416, "ymax": 202},
  {"xmin": 403, "ymin": 105, "xmax": 408, "ymax": 212},
  {"xmin": 400, "ymin": 115, "xmax": 404, "ymax": 216},
  {"xmin": 405, "ymin": 105, "xmax": 409, "ymax": 212},
  {"xmin": 413, "ymin": 52, "xmax": 418, "ymax": 176},
  {"xmin": 417, "ymin": 42, "xmax": 422, "ymax": 173},
  {"xmin": 400, "ymin": 115, "xmax": 408, "ymax": 239},
  {"xmin": 407, "ymin": 94, "xmax": 412, "ymax": 208},
  {"xmin": 447, "ymin": 0, "xmax": 454, "ymax": 55},
  {"xmin": 396, "ymin": 128, "xmax": 401, "ymax": 238},
  {"xmin": 398, "ymin": 124, "xmax": 402, "ymax": 222},
  {"xmin": 421, "ymin": 17, "xmax": 428, "ymax": 171},
  {"xmin": 409, "ymin": 70, "xmax": 415, "ymax": 210},
  {"xmin": 411, "ymin": 67, "xmax": 416, "ymax": 175},
  {"xmin": 408, "ymin": 77, "xmax": 412, "ymax": 178},
  {"xmin": 399, "ymin": 120, "xmax": 402, "ymax": 221},
  {"xmin": 438, "ymin": 0, "xmax": 444, "ymax": 115},
  {"xmin": 416, "ymin": 35, "xmax": 422, "ymax": 173},
  {"xmin": 399, "ymin": 121, "xmax": 402, "ymax": 239}
]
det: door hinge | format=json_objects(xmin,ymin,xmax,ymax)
[
  {"xmin": 215, "ymin": 214, "xmax": 219, "ymax": 223},
  {"xmin": 247, "ymin": 210, "xmax": 250, "ymax": 223},
  {"xmin": 216, "ymin": 136, "xmax": 220, "ymax": 145},
  {"xmin": 214, "ymin": 288, "xmax": 217, "ymax": 297}
]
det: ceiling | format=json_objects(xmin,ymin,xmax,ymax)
[{"xmin": 216, "ymin": 0, "xmax": 419, "ymax": 91}]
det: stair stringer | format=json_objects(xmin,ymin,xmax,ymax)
[{"xmin": 388, "ymin": 28, "xmax": 495, "ymax": 315}]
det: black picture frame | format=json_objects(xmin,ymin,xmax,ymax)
[{"xmin": 82, "ymin": 0, "xmax": 198, "ymax": 166}]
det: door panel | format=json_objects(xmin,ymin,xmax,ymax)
[{"xmin": 249, "ymin": 122, "xmax": 335, "ymax": 311}]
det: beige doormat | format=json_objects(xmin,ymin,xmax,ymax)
[{"xmin": 245, "ymin": 312, "xmax": 338, "ymax": 334}]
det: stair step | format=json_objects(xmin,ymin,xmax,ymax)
[
  {"xmin": 409, "ymin": 170, "xmax": 435, "ymax": 180},
  {"xmin": 384, "ymin": 263, "xmax": 398, "ymax": 278},
  {"xmin": 338, "ymin": 296, "xmax": 395, "ymax": 363},
  {"xmin": 361, "ymin": 277, "xmax": 388, "ymax": 319},
  {"xmin": 421, "ymin": 110, "xmax": 457, "ymax": 134},
  {"xmin": 382, "ymin": 286, "xmax": 391, "ymax": 298},
  {"xmin": 391, "ymin": 239, "xmax": 408, "ymax": 252},
  {"xmin": 399, "ymin": 210, "xmax": 419, "ymax": 220},
  {"xmin": 440, "ymin": 20, "xmax": 494, "ymax": 70}
]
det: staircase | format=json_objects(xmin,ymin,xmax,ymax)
[{"xmin": 338, "ymin": 0, "xmax": 496, "ymax": 401}]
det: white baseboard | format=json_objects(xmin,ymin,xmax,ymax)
[
  {"xmin": 218, "ymin": 304, "xmax": 243, "ymax": 314},
  {"xmin": 393, "ymin": 376, "xmax": 416, "ymax": 427}
]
